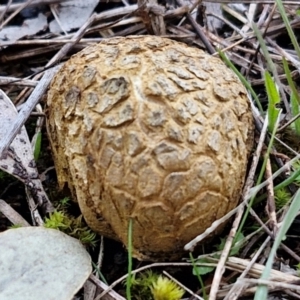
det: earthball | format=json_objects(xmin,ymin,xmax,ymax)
[{"xmin": 46, "ymin": 35, "xmax": 254, "ymax": 260}]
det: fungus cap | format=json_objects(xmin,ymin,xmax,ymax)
[{"xmin": 46, "ymin": 35, "xmax": 254, "ymax": 260}]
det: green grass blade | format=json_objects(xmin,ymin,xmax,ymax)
[
  {"xmin": 291, "ymin": 92, "xmax": 300, "ymax": 136},
  {"xmin": 264, "ymin": 71, "xmax": 281, "ymax": 132},
  {"xmin": 282, "ymin": 57, "xmax": 300, "ymax": 105},
  {"xmin": 218, "ymin": 49, "xmax": 263, "ymax": 112},
  {"xmin": 92, "ymin": 262, "xmax": 108, "ymax": 284},
  {"xmin": 190, "ymin": 253, "xmax": 207, "ymax": 300},
  {"xmin": 254, "ymin": 188, "xmax": 300, "ymax": 299},
  {"xmin": 275, "ymin": 0, "xmax": 300, "ymax": 59},
  {"xmin": 237, "ymin": 111, "xmax": 281, "ymax": 241},
  {"xmin": 252, "ymin": 23, "xmax": 276, "ymax": 75},
  {"xmin": 33, "ymin": 131, "xmax": 42, "ymax": 161}
]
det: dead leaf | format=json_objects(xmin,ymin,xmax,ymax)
[
  {"xmin": 49, "ymin": 0, "xmax": 98, "ymax": 34},
  {"xmin": 0, "ymin": 90, "xmax": 53, "ymax": 213},
  {"xmin": 0, "ymin": 13, "xmax": 47, "ymax": 42},
  {"xmin": 0, "ymin": 227, "xmax": 92, "ymax": 300}
]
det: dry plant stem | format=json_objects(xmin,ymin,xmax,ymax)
[
  {"xmin": 96, "ymin": 257, "xmax": 298, "ymax": 299},
  {"xmin": 208, "ymin": 204, "xmax": 245, "ymax": 300},
  {"xmin": 0, "ymin": 0, "xmax": 35, "ymax": 30},
  {"xmin": 265, "ymin": 156, "xmax": 278, "ymax": 233},
  {"xmin": 89, "ymin": 274, "xmax": 126, "ymax": 300},
  {"xmin": 254, "ymin": 28, "xmax": 290, "ymax": 115},
  {"xmin": 226, "ymin": 256, "xmax": 299, "ymax": 282},
  {"xmin": 203, "ymin": 0, "xmax": 298, "ymax": 3},
  {"xmin": 206, "ymin": 255, "xmax": 300, "ymax": 298},
  {"xmin": 267, "ymin": 36, "xmax": 300, "ymax": 72},
  {"xmin": 222, "ymin": 5, "xmax": 248, "ymax": 25},
  {"xmin": 0, "ymin": 39, "xmax": 101, "ymax": 47},
  {"xmin": 285, "ymin": 290, "xmax": 300, "ymax": 299},
  {"xmin": 0, "ymin": 11, "xmax": 96, "ymax": 151},
  {"xmin": 280, "ymin": 242, "xmax": 300, "ymax": 262},
  {"xmin": 251, "ymin": 69, "xmax": 299, "ymax": 86},
  {"xmin": 96, "ymin": 235, "xmax": 105, "ymax": 275},
  {"xmin": 83, "ymin": 281, "xmax": 97, "ymax": 300},
  {"xmin": 165, "ymin": 5, "xmax": 189, "ymax": 18},
  {"xmin": 225, "ymin": 237, "xmax": 271, "ymax": 300},
  {"xmin": 242, "ymin": 3, "xmax": 257, "ymax": 33},
  {"xmin": 25, "ymin": 187, "xmax": 44, "ymax": 226},
  {"xmin": 249, "ymin": 152, "xmax": 300, "ymax": 200},
  {"xmin": 208, "ymin": 110, "xmax": 268, "ymax": 300},
  {"xmin": 271, "ymin": 151, "xmax": 290, "ymax": 162},
  {"xmin": 163, "ymin": 271, "xmax": 204, "ymax": 300},
  {"xmin": 50, "ymin": 4, "xmax": 68, "ymax": 35},
  {"xmin": 0, "ymin": 65, "xmax": 60, "ymax": 157},
  {"xmin": 189, "ymin": 0, "xmax": 201, "ymax": 14},
  {"xmin": 138, "ymin": 0, "xmax": 166, "ymax": 35},
  {"xmin": 1, "ymin": 45, "xmax": 63, "ymax": 64},
  {"xmin": 219, "ymin": 285, "xmax": 293, "ymax": 298},
  {"xmin": 90, "ymin": 16, "xmax": 143, "ymax": 33},
  {"xmin": 0, "ymin": 76, "xmax": 38, "ymax": 87},
  {"xmin": 207, "ymin": 12, "xmax": 247, "ymax": 38},
  {"xmin": 176, "ymin": 0, "xmax": 215, "ymax": 54},
  {"xmin": 257, "ymin": 4, "xmax": 270, "ymax": 28},
  {"xmin": 239, "ymin": 278, "xmax": 300, "ymax": 292},
  {"xmin": 137, "ymin": 0, "xmax": 157, "ymax": 34},
  {"xmin": 246, "ymin": 4, "xmax": 277, "ymax": 78},
  {"xmin": 248, "ymin": 207, "xmax": 300, "ymax": 262},
  {"xmin": 184, "ymin": 205, "xmax": 241, "ymax": 251},
  {"xmin": 0, "ymin": 0, "xmax": 12, "ymax": 24},
  {"xmin": 47, "ymin": 14, "xmax": 97, "ymax": 67},
  {"xmin": 212, "ymin": 37, "xmax": 246, "ymax": 56},
  {"xmin": 215, "ymin": 261, "xmax": 299, "ymax": 297},
  {"xmin": 241, "ymin": 231, "xmax": 264, "ymax": 257},
  {"xmin": 274, "ymin": 136, "xmax": 299, "ymax": 157},
  {"xmin": 260, "ymin": 240, "xmax": 272, "ymax": 265},
  {"xmin": 0, "ymin": 199, "xmax": 31, "ymax": 226},
  {"xmin": 248, "ymin": 207, "xmax": 272, "ymax": 237},
  {"xmin": 0, "ymin": 0, "xmax": 70, "ymax": 13},
  {"xmin": 95, "ymin": 262, "xmax": 200, "ymax": 299},
  {"xmin": 94, "ymin": 4, "xmax": 138, "ymax": 22}
]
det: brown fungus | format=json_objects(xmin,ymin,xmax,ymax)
[{"xmin": 46, "ymin": 36, "xmax": 254, "ymax": 261}]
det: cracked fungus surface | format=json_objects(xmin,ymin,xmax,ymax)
[{"xmin": 46, "ymin": 35, "xmax": 254, "ymax": 260}]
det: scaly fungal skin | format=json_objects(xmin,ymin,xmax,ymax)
[{"xmin": 46, "ymin": 35, "xmax": 254, "ymax": 260}]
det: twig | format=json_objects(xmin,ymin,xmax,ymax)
[
  {"xmin": 95, "ymin": 262, "xmax": 195, "ymax": 299},
  {"xmin": 89, "ymin": 274, "xmax": 126, "ymax": 300},
  {"xmin": 0, "ymin": 0, "xmax": 70, "ymax": 13},
  {"xmin": 25, "ymin": 186, "xmax": 44, "ymax": 226},
  {"xmin": 264, "ymin": 155, "xmax": 278, "ymax": 234},
  {"xmin": 163, "ymin": 271, "xmax": 204, "ymax": 300},
  {"xmin": 47, "ymin": 13, "xmax": 96, "ymax": 67},
  {"xmin": 239, "ymin": 278, "xmax": 300, "ymax": 292},
  {"xmin": 0, "ymin": 12, "xmax": 97, "ymax": 155},
  {"xmin": 175, "ymin": 0, "xmax": 215, "ymax": 54},
  {"xmin": 0, "ymin": 76, "xmax": 38, "ymax": 87},
  {"xmin": 0, "ymin": 0, "xmax": 12, "ymax": 24},
  {"xmin": 0, "ymin": 0, "xmax": 35, "ymax": 31},
  {"xmin": 208, "ymin": 107, "xmax": 268, "ymax": 300},
  {"xmin": 0, "ymin": 65, "xmax": 61, "ymax": 157},
  {"xmin": 97, "ymin": 235, "xmax": 105, "ymax": 274},
  {"xmin": 224, "ymin": 236, "xmax": 271, "ymax": 300},
  {"xmin": 0, "ymin": 199, "xmax": 31, "ymax": 226},
  {"xmin": 203, "ymin": 0, "xmax": 299, "ymax": 3}
]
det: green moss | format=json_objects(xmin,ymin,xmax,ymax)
[{"xmin": 44, "ymin": 210, "xmax": 97, "ymax": 248}]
